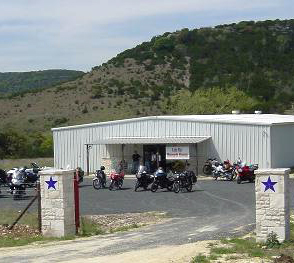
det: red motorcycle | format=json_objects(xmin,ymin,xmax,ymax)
[
  {"xmin": 109, "ymin": 165, "xmax": 124, "ymax": 190},
  {"xmin": 235, "ymin": 161, "xmax": 258, "ymax": 184}
]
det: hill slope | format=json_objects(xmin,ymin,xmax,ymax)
[
  {"xmin": 0, "ymin": 69, "xmax": 84, "ymax": 95},
  {"xmin": 1, "ymin": 19, "xmax": 294, "ymax": 133}
]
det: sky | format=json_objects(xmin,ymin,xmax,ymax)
[{"xmin": 0, "ymin": 0, "xmax": 293, "ymax": 72}]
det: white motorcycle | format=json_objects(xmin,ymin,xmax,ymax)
[{"xmin": 9, "ymin": 168, "xmax": 26, "ymax": 199}]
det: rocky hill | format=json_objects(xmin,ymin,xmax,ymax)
[{"xmin": 1, "ymin": 19, "xmax": 294, "ymax": 134}]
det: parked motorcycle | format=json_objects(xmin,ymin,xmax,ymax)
[
  {"xmin": 235, "ymin": 161, "xmax": 258, "ymax": 184},
  {"xmin": 109, "ymin": 165, "xmax": 124, "ymax": 190},
  {"xmin": 211, "ymin": 160, "xmax": 235, "ymax": 181},
  {"xmin": 23, "ymin": 170, "xmax": 39, "ymax": 187},
  {"xmin": 134, "ymin": 165, "xmax": 154, "ymax": 191},
  {"xmin": 150, "ymin": 168, "xmax": 174, "ymax": 192},
  {"xmin": 9, "ymin": 168, "xmax": 26, "ymax": 199},
  {"xmin": 93, "ymin": 166, "xmax": 107, "ymax": 190},
  {"xmin": 173, "ymin": 170, "xmax": 197, "ymax": 193},
  {"xmin": 202, "ymin": 158, "xmax": 218, "ymax": 175},
  {"xmin": 0, "ymin": 169, "xmax": 9, "ymax": 186}
]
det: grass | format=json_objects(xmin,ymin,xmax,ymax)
[
  {"xmin": 0, "ymin": 210, "xmax": 152, "ymax": 247},
  {"xmin": 109, "ymin": 223, "xmax": 141, "ymax": 233},
  {"xmin": 0, "ymin": 210, "xmax": 38, "ymax": 228},
  {"xmin": 191, "ymin": 219, "xmax": 294, "ymax": 262},
  {"xmin": 0, "ymin": 158, "xmax": 53, "ymax": 170}
]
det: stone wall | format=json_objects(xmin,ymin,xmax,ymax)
[
  {"xmin": 39, "ymin": 169, "xmax": 76, "ymax": 237},
  {"xmin": 255, "ymin": 168, "xmax": 290, "ymax": 243}
]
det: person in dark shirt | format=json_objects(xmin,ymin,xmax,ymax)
[{"xmin": 132, "ymin": 150, "xmax": 141, "ymax": 174}]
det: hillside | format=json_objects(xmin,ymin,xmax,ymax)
[
  {"xmin": 0, "ymin": 69, "xmax": 84, "ymax": 95},
  {"xmin": 1, "ymin": 19, "xmax": 294, "ymax": 135}
]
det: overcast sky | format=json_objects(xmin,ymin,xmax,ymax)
[{"xmin": 0, "ymin": 0, "xmax": 293, "ymax": 72}]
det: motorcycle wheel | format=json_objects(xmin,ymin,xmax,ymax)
[
  {"xmin": 203, "ymin": 165, "xmax": 211, "ymax": 175},
  {"xmin": 118, "ymin": 180, "xmax": 123, "ymax": 189},
  {"xmin": 109, "ymin": 181, "xmax": 114, "ymax": 191},
  {"xmin": 249, "ymin": 177, "xmax": 254, "ymax": 183},
  {"xmin": 134, "ymin": 181, "xmax": 140, "ymax": 191},
  {"xmin": 93, "ymin": 178, "xmax": 102, "ymax": 190},
  {"xmin": 237, "ymin": 176, "xmax": 241, "ymax": 184},
  {"xmin": 173, "ymin": 182, "xmax": 180, "ymax": 193},
  {"xmin": 231, "ymin": 171, "xmax": 237, "ymax": 181},
  {"xmin": 150, "ymin": 183, "xmax": 158, "ymax": 192},
  {"xmin": 167, "ymin": 184, "xmax": 173, "ymax": 191},
  {"xmin": 186, "ymin": 183, "xmax": 193, "ymax": 192}
]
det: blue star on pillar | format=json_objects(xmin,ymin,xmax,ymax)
[
  {"xmin": 262, "ymin": 176, "xmax": 277, "ymax": 192},
  {"xmin": 45, "ymin": 176, "xmax": 57, "ymax": 190}
]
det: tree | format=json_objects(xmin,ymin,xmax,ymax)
[{"xmin": 162, "ymin": 86, "xmax": 261, "ymax": 114}]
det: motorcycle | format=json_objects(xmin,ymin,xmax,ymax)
[
  {"xmin": 173, "ymin": 170, "xmax": 197, "ymax": 193},
  {"xmin": 23, "ymin": 170, "xmax": 39, "ymax": 187},
  {"xmin": 202, "ymin": 158, "xmax": 218, "ymax": 175},
  {"xmin": 0, "ymin": 169, "xmax": 9, "ymax": 187},
  {"xmin": 150, "ymin": 168, "xmax": 174, "ymax": 192},
  {"xmin": 134, "ymin": 165, "xmax": 154, "ymax": 191},
  {"xmin": 235, "ymin": 161, "xmax": 258, "ymax": 184},
  {"xmin": 93, "ymin": 166, "xmax": 107, "ymax": 190},
  {"xmin": 211, "ymin": 160, "xmax": 235, "ymax": 181},
  {"xmin": 109, "ymin": 165, "xmax": 124, "ymax": 191},
  {"xmin": 9, "ymin": 168, "xmax": 26, "ymax": 199}
]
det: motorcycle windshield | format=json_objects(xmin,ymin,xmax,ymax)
[{"xmin": 138, "ymin": 166, "xmax": 146, "ymax": 173}]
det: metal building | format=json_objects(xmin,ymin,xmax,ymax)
[{"xmin": 52, "ymin": 114, "xmax": 294, "ymax": 174}]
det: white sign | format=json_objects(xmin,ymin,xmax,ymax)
[{"xmin": 166, "ymin": 146, "xmax": 190, "ymax": 160}]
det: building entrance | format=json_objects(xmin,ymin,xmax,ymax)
[{"xmin": 143, "ymin": 144, "xmax": 166, "ymax": 173}]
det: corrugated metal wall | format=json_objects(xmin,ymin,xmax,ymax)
[
  {"xmin": 53, "ymin": 118, "xmax": 272, "ymax": 172},
  {"xmin": 271, "ymin": 124, "xmax": 294, "ymax": 168}
]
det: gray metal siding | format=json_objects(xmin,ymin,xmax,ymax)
[
  {"xmin": 271, "ymin": 125, "xmax": 294, "ymax": 168},
  {"xmin": 53, "ymin": 118, "xmax": 272, "ymax": 171}
]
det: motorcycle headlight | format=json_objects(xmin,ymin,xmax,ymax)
[{"xmin": 238, "ymin": 168, "xmax": 242, "ymax": 172}]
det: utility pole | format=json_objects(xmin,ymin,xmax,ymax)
[{"xmin": 85, "ymin": 144, "xmax": 92, "ymax": 176}]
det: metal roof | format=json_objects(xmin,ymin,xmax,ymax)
[
  {"xmin": 52, "ymin": 114, "xmax": 294, "ymax": 131},
  {"xmin": 90, "ymin": 136, "xmax": 211, "ymax": 145}
]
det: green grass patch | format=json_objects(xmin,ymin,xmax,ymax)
[
  {"xmin": 0, "ymin": 235, "xmax": 74, "ymax": 248},
  {"xmin": 191, "ymin": 254, "xmax": 210, "ymax": 263},
  {"xmin": 79, "ymin": 217, "xmax": 105, "ymax": 236},
  {"xmin": 0, "ymin": 210, "xmax": 38, "ymax": 228},
  {"xmin": 109, "ymin": 223, "xmax": 141, "ymax": 233}
]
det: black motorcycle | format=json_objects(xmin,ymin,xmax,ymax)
[
  {"xmin": 202, "ymin": 158, "xmax": 217, "ymax": 175},
  {"xmin": 173, "ymin": 171, "xmax": 197, "ymax": 193},
  {"xmin": 9, "ymin": 169, "xmax": 26, "ymax": 199},
  {"xmin": 134, "ymin": 165, "xmax": 154, "ymax": 191},
  {"xmin": 150, "ymin": 168, "xmax": 174, "ymax": 192},
  {"xmin": 93, "ymin": 166, "xmax": 107, "ymax": 190},
  {"xmin": 24, "ymin": 171, "xmax": 39, "ymax": 187},
  {"xmin": 0, "ymin": 169, "xmax": 9, "ymax": 186}
]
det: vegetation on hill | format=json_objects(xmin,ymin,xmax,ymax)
[
  {"xmin": 1, "ymin": 19, "xmax": 294, "ymax": 158},
  {"xmin": 0, "ymin": 69, "xmax": 84, "ymax": 96}
]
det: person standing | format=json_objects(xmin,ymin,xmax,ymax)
[{"xmin": 132, "ymin": 150, "xmax": 141, "ymax": 174}]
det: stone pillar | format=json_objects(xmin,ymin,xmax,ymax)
[
  {"xmin": 255, "ymin": 168, "xmax": 290, "ymax": 243},
  {"xmin": 39, "ymin": 169, "xmax": 76, "ymax": 237}
]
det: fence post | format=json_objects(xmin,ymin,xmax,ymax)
[
  {"xmin": 39, "ymin": 169, "xmax": 76, "ymax": 237},
  {"xmin": 255, "ymin": 168, "xmax": 290, "ymax": 243},
  {"xmin": 74, "ymin": 171, "xmax": 80, "ymax": 234},
  {"xmin": 37, "ymin": 181, "xmax": 42, "ymax": 233}
]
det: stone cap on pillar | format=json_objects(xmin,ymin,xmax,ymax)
[
  {"xmin": 255, "ymin": 168, "xmax": 290, "ymax": 176},
  {"xmin": 39, "ymin": 169, "xmax": 75, "ymax": 176}
]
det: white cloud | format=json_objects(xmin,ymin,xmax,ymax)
[{"xmin": 0, "ymin": 0, "xmax": 292, "ymax": 71}]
